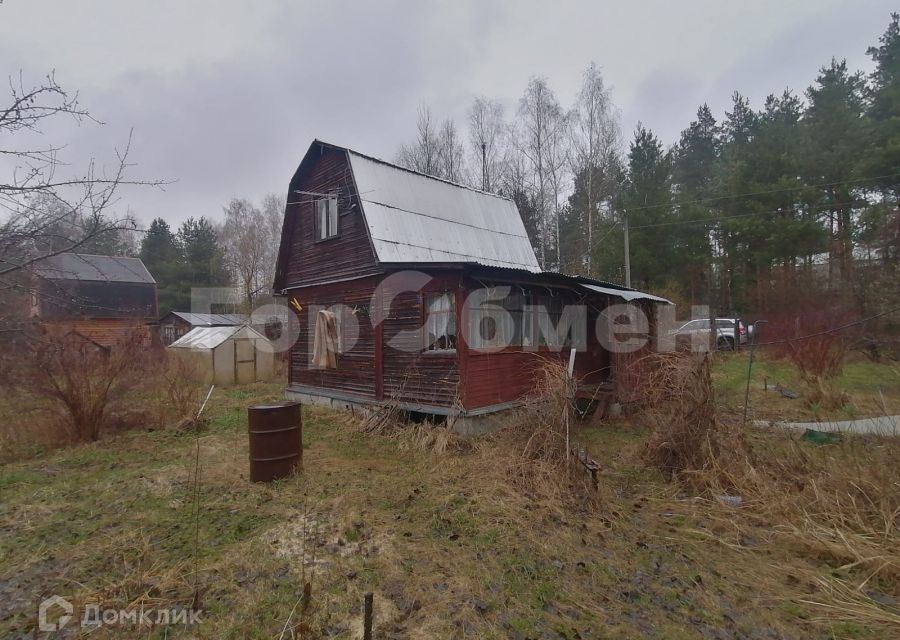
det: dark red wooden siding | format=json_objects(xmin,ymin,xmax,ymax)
[
  {"xmin": 379, "ymin": 278, "xmax": 461, "ymax": 408},
  {"xmin": 288, "ymin": 277, "xmax": 380, "ymax": 398},
  {"xmin": 287, "ymin": 272, "xmax": 463, "ymax": 409},
  {"xmin": 282, "ymin": 146, "xmax": 379, "ymax": 289},
  {"xmin": 460, "ymin": 285, "xmax": 613, "ymax": 411}
]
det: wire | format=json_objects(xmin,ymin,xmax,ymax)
[
  {"xmin": 628, "ymin": 200, "xmax": 860, "ymax": 230},
  {"xmin": 753, "ymin": 307, "xmax": 900, "ymax": 347}
]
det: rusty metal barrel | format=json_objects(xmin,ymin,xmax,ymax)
[{"xmin": 248, "ymin": 402, "xmax": 302, "ymax": 482}]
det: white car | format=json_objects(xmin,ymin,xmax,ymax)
[{"xmin": 671, "ymin": 318, "xmax": 749, "ymax": 350}]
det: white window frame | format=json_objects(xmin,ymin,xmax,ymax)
[
  {"xmin": 316, "ymin": 196, "xmax": 339, "ymax": 240},
  {"xmin": 424, "ymin": 292, "xmax": 457, "ymax": 352}
]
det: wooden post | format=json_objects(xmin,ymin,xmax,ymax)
[
  {"xmin": 374, "ymin": 286, "xmax": 384, "ymax": 401},
  {"xmin": 363, "ymin": 592, "xmax": 374, "ymax": 640},
  {"xmin": 302, "ymin": 582, "xmax": 312, "ymax": 612}
]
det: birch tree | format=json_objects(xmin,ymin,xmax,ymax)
[
  {"xmin": 396, "ymin": 105, "xmax": 441, "ymax": 176},
  {"xmin": 570, "ymin": 63, "xmax": 621, "ymax": 275},
  {"xmin": 260, "ymin": 192, "xmax": 286, "ymax": 290},
  {"xmin": 221, "ymin": 198, "xmax": 268, "ymax": 310},
  {"xmin": 516, "ymin": 77, "xmax": 566, "ymax": 269},
  {"xmin": 467, "ymin": 97, "xmax": 507, "ymax": 191},
  {"xmin": 438, "ymin": 118, "xmax": 466, "ymax": 183}
]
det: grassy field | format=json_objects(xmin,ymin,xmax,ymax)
[
  {"xmin": 1, "ymin": 357, "xmax": 898, "ymax": 638},
  {"xmin": 713, "ymin": 349, "xmax": 900, "ymax": 422}
]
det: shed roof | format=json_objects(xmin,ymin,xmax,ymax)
[
  {"xmin": 167, "ymin": 312, "xmax": 248, "ymax": 326},
  {"xmin": 168, "ymin": 324, "xmax": 269, "ymax": 350},
  {"xmin": 580, "ymin": 283, "xmax": 672, "ymax": 304},
  {"xmin": 463, "ymin": 264, "xmax": 673, "ymax": 305},
  {"xmin": 35, "ymin": 253, "xmax": 155, "ymax": 284}
]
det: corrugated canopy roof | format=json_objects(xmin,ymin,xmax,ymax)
[
  {"xmin": 346, "ymin": 149, "xmax": 541, "ymax": 272},
  {"xmin": 168, "ymin": 325, "xmax": 269, "ymax": 350},
  {"xmin": 580, "ymin": 283, "xmax": 672, "ymax": 304},
  {"xmin": 169, "ymin": 312, "xmax": 248, "ymax": 326},
  {"xmin": 34, "ymin": 253, "xmax": 155, "ymax": 284}
]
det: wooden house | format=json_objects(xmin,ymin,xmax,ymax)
[
  {"xmin": 32, "ymin": 253, "xmax": 158, "ymax": 347},
  {"xmin": 274, "ymin": 140, "xmax": 669, "ymax": 432}
]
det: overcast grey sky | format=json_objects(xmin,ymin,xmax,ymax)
[{"xmin": 1, "ymin": 0, "xmax": 895, "ymax": 227}]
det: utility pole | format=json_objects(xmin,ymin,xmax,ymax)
[
  {"xmin": 481, "ymin": 142, "xmax": 487, "ymax": 191},
  {"xmin": 623, "ymin": 209, "xmax": 631, "ymax": 288}
]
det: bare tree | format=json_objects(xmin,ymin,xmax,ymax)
[
  {"xmin": 0, "ymin": 73, "xmax": 163, "ymax": 330},
  {"xmin": 259, "ymin": 192, "xmax": 286, "ymax": 293},
  {"xmin": 438, "ymin": 118, "xmax": 466, "ymax": 183},
  {"xmin": 221, "ymin": 198, "xmax": 268, "ymax": 310},
  {"xmin": 467, "ymin": 97, "xmax": 507, "ymax": 191},
  {"xmin": 545, "ymin": 110, "xmax": 570, "ymax": 270},
  {"xmin": 396, "ymin": 104, "xmax": 442, "ymax": 176},
  {"xmin": 570, "ymin": 63, "xmax": 621, "ymax": 276},
  {"xmin": 516, "ymin": 77, "xmax": 567, "ymax": 269}
]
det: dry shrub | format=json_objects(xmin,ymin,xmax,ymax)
[
  {"xmin": 155, "ymin": 351, "xmax": 208, "ymax": 426},
  {"xmin": 482, "ymin": 357, "xmax": 602, "ymax": 507},
  {"xmin": 0, "ymin": 326, "xmax": 159, "ymax": 443},
  {"xmin": 353, "ymin": 357, "xmax": 600, "ymax": 505},
  {"xmin": 769, "ymin": 310, "xmax": 858, "ymax": 409},
  {"xmin": 635, "ymin": 350, "xmax": 899, "ymax": 625},
  {"xmin": 638, "ymin": 352, "xmax": 752, "ymax": 492}
]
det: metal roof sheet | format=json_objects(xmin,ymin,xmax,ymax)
[
  {"xmin": 35, "ymin": 253, "xmax": 156, "ymax": 284},
  {"xmin": 581, "ymin": 283, "xmax": 672, "ymax": 304},
  {"xmin": 170, "ymin": 312, "xmax": 248, "ymax": 326},
  {"xmin": 168, "ymin": 324, "xmax": 269, "ymax": 350},
  {"xmin": 347, "ymin": 151, "xmax": 541, "ymax": 272}
]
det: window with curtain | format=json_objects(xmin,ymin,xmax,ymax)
[
  {"xmin": 316, "ymin": 196, "xmax": 339, "ymax": 240},
  {"xmin": 468, "ymin": 291, "xmax": 526, "ymax": 349},
  {"xmin": 424, "ymin": 293, "xmax": 456, "ymax": 351}
]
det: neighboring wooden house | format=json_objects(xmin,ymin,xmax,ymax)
[
  {"xmin": 32, "ymin": 253, "xmax": 158, "ymax": 347},
  {"xmin": 158, "ymin": 312, "xmax": 247, "ymax": 345},
  {"xmin": 274, "ymin": 140, "xmax": 669, "ymax": 432}
]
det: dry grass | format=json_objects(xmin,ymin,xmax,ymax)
[
  {"xmin": 3, "ymin": 372, "xmax": 898, "ymax": 638},
  {"xmin": 632, "ymin": 350, "xmax": 900, "ymax": 632},
  {"xmin": 632, "ymin": 352, "xmax": 753, "ymax": 495}
]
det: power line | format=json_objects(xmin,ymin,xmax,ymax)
[
  {"xmin": 622, "ymin": 172, "xmax": 900, "ymax": 215},
  {"xmin": 754, "ymin": 307, "xmax": 900, "ymax": 347},
  {"xmin": 628, "ymin": 199, "xmax": 860, "ymax": 230}
]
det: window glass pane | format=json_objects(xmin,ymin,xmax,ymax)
[
  {"xmin": 328, "ymin": 197, "xmax": 338, "ymax": 237},
  {"xmin": 317, "ymin": 200, "xmax": 326, "ymax": 239},
  {"xmin": 468, "ymin": 290, "xmax": 525, "ymax": 349},
  {"xmin": 425, "ymin": 293, "xmax": 456, "ymax": 350}
]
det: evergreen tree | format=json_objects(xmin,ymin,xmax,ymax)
[
  {"xmin": 802, "ymin": 59, "xmax": 867, "ymax": 283},
  {"xmin": 864, "ymin": 12, "xmax": 900, "ymax": 203},
  {"xmin": 617, "ymin": 125, "xmax": 675, "ymax": 290},
  {"xmin": 178, "ymin": 217, "xmax": 228, "ymax": 286},
  {"xmin": 140, "ymin": 218, "xmax": 184, "ymax": 315},
  {"xmin": 671, "ymin": 105, "xmax": 720, "ymax": 302},
  {"xmin": 561, "ymin": 161, "xmax": 624, "ymax": 277}
]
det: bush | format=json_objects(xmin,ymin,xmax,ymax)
[
  {"xmin": 769, "ymin": 311, "xmax": 856, "ymax": 409},
  {"xmin": 0, "ymin": 326, "xmax": 158, "ymax": 443}
]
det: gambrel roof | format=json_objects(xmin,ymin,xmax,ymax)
[
  {"xmin": 277, "ymin": 140, "xmax": 540, "ymax": 290},
  {"xmin": 345, "ymin": 148, "xmax": 540, "ymax": 271}
]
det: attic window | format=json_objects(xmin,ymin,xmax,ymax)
[{"xmin": 316, "ymin": 196, "xmax": 339, "ymax": 240}]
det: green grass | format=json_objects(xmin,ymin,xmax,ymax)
[
  {"xmin": 1, "ymin": 380, "xmax": 892, "ymax": 638},
  {"xmin": 712, "ymin": 351, "xmax": 900, "ymax": 421}
]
